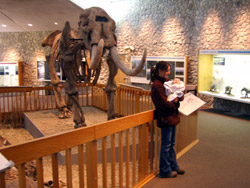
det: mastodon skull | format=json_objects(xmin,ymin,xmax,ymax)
[
  {"xmin": 78, "ymin": 7, "xmax": 116, "ymax": 49},
  {"xmin": 78, "ymin": 7, "xmax": 147, "ymax": 76}
]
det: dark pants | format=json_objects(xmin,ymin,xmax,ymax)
[{"xmin": 159, "ymin": 126, "xmax": 179, "ymax": 176}]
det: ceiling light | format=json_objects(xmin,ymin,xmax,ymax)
[
  {"xmin": 54, "ymin": 22, "xmax": 58, "ymax": 25},
  {"xmin": 2, "ymin": 24, "xmax": 7, "ymax": 27},
  {"xmin": 27, "ymin": 24, "xmax": 33, "ymax": 27}
]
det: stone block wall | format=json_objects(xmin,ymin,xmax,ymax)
[
  {"xmin": 0, "ymin": 0, "xmax": 250, "ymax": 113},
  {"xmin": 0, "ymin": 31, "xmax": 51, "ymax": 86}
]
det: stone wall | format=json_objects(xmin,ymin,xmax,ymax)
[
  {"xmin": 116, "ymin": 0, "xmax": 250, "ymax": 84},
  {"xmin": 0, "ymin": 31, "xmax": 51, "ymax": 86},
  {"xmin": 114, "ymin": 0, "xmax": 250, "ymax": 113},
  {"xmin": 0, "ymin": 0, "xmax": 250, "ymax": 113}
]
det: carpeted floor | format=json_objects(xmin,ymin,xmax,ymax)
[{"xmin": 143, "ymin": 110, "xmax": 250, "ymax": 188}]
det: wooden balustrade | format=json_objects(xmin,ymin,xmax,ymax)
[
  {"xmin": 0, "ymin": 84, "xmax": 153, "ymax": 126},
  {"xmin": 0, "ymin": 84, "xmax": 198, "ymax": 187},
  {"xmin": 0, "ymin": 110, "xmax": 162, "ymax": 188}
]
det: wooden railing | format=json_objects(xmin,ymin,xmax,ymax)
[
  {"xmin": 0, "ymin": 110, "xmax": 161, "ymax": 188},
  {"xmin": 0, "ymin": 83, "xmax": 154, "ymax": 127},
  {"xmin": 0, "ymin": 84, "xmax": 198, "ymax": 188}
]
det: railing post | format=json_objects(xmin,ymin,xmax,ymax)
[
  {"xmin": 91, "ymin": 85, "xmax": 94, "ymax": 106},
  {"xmin": 102, "ymin": 89, "xmax": 106, "ymax": 111},
  {"xmin": 0, "ymin": 171, "xmax": 6, "ymax": 188},
  {"xmin": 135, "ymin": 91, "xmax": 140, "ymax": 113},
  {"xmin": 116, "ymin": 88, "xmax": 121, "ymax": 117},
  {"xmin": 139, "ymin": 123, "xmax": 149, "ymax": 181},
  {"xmin": 17, "ymin": 164, "xmax": 26, "ymax": 188},
  {"xmin": 86, "ymin": 140, "xmax": 98, "ymax": 188},
  {"xmin": 86, "ymin": 84, "xmax": 89, "ymax": 106}
]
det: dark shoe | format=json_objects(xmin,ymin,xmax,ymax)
[
  {"xmin": 157, "ymin": 171, "xmax": 177, "ymax": 178},
  {"xmin": 175, "ymin": 169, "xmax": 185, "ymax": 175}
]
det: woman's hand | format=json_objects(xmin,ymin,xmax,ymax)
[{"xmin": 173, "ymin": 98, "xmax": 179, "ymax": 103}]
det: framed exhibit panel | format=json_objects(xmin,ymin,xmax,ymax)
[
  {"xmin": 37, "ymin": 59, "xmax": 65, "ymax": 82},
  {"xmin": 198, "ymin": 50, "xmax": 250, "ymax": 104},
  {"xmin": 130, "ymin": 56, "xmax": 187, "ymax": 84},
  {"xmin": 0, "ymin": 62, "xmax": 21, "ymax": 86},
  {"xmin": 37, "ymin": 58, "xmax": 92, "ymax": 84}
]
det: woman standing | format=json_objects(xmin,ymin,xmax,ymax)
[{"xmin": 150, "ymin": 61, "xmax": 185, "ymax": 178}]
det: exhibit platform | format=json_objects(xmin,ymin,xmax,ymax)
[{"xmin": 24, "ymin": 106, "xmax": 108, "ymax": 164}]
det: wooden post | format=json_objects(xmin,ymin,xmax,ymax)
[
  {"xmin": 135, "ymin": 91, "xmax": 140, "ymax": 113},
  {"xmin": 78, "ymin": 144, "xmax": 85, "ymax": 188},
  {"xmin": 66, "ymin": 148, "xmax": 73, "ymax": 188},
  {"xmin": 86, "ymin": 140, "xmax": 98, "ymax": 188},
  {"xmin": 0, "ymin": 171, "xmax": 6, "ymax": 188},
  {"xmin": 52, "ymin": 153, "xmax": 59, "ymax": 188},
  {"xmin": 116, "ymin": 88, "xmax": 121, "ymax": 117},
  {"xmin": 138, "ymin": 124, "xmax": 149, "ymax": 181},
  {"xmin": 17, "ymin": 164, "xmax": 26, "ymax": 188},
  {"xmin": 36, "ymin": 158, "xmax": 44, "ymax": 188},
  {"xmin": 91, "ymin": 85, "xmax": 94, "ymax": 106}
]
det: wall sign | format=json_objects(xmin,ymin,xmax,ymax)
[
  {"xmin": 0, "ymin": 62, "xmax": 19, "ymax": 86},
  {"xmin": 130, "ymin": 56, "xmax": 187, "ymax": 84},
  {"xmin": 37, "ymin": 59, "xmax": 64, "ymax": 82}
]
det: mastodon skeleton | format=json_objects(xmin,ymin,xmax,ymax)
[{"xmin": 42, "ymin": 7, "xmax": 147, "ymax": 128}]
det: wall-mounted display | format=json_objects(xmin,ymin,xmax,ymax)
[
  {"xmin": 130, "ymin": 56, "xmax": 187, "ymax": 84},
  {"xmin": 198, "ymin": 50, "xmax": 250, "ymax": 104},
  {"xmin": 0, "ymin": 62, "xmax": 19, "ymax": 86},
  {"xmin": 37, "ymin": 59, "xmax": 65, "ymax": 82}
]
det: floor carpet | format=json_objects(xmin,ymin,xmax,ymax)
[{"xmin": 142, "ymin": 110, "xmax": 250, "ymax": 188}]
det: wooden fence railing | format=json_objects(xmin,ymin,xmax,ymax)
[
  {"xmin": 0, "ymin": 84, "xmax": 198, "ymax": 188},
  {"xmin": 0, "ymin": 83, "xmax": 153, "ymax": 127},
  {"xmin": 0, "ymin": 110, "xmax": 161, "ymax": 188}
]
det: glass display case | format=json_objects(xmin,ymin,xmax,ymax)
[{"xmin": 198, "ymin": 50, "xmax": 250, "ymax": 104}]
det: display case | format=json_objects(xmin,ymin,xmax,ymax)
[
  {"xmin": 198, "ymin": 50, "xmax": 250, "ymax": 104},
  {"xmin": 130, "ymin": 56, "xmax": 187, "ymax": 84}
]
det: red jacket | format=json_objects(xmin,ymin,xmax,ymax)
[{"xmin": 151, "ymin": 76, "xmax": 183, "ymax": 127}]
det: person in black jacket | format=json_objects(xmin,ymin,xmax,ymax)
[{"xmin": 150, "ymin": 61, "xmax": 185, "ymax": 178}]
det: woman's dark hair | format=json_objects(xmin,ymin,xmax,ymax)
[{"xmin": 150, "ymin": 61, "xmax": 170, "ymax": 82}]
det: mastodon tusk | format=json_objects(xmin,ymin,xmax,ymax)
[
  {"xmin": 110, "ymin": 47, "xmax": 147, "ymax": 76},
  {"xmin": 90, "ymin": 39, "xmax": 104, "ymax": 69}
]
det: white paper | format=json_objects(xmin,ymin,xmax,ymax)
[
  {"xmin": 0, "ymin": 152, "xmax": 14, "ymax": 172},
  {"xmin": 179, "ymin": 93, "xmax": 206, "ymax": 116}
]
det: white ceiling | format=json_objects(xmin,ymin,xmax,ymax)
[
  {"xmin": 0, "ymin": 0, "xmax": 130, "ymax": 32},
  {"xmin": 0, "ymin": 0, "xmax": 84, "ymax": 32}
]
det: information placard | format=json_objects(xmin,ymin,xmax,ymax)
[{"xmin": 179, "ymin": 93, "xmax": 206, "ymax": 116}]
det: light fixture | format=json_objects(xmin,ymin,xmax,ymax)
[
  {"xmin": 27, "ymin": 24, "xmax": 33, "ymax": 27},
  {"xmin": 54, "ymin": 22, "xmax": 58, "ymax": 25},
  {"xmin": 2, "ymin": 24, "xmax": 7, "ymax": 27}
]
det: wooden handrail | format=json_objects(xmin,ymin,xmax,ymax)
[
  {"xmin": 0, "ymin": 110, "xmax": 154, "ymax": 166},
  {"xmin": 0, "ymin": 83, "xmax": 198, "ymax": 187},
  {"xmin": 0, "ymin": 110, "xmax": 160, "ymax": 188}
]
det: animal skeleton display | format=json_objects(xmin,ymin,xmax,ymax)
[
  {"xmin": 241, "ymin": 87, "xmax": 250, "ymax": 98},
  {"xmin": 42, "ymin": 7, "xmax": 147, "ymax": 128}
]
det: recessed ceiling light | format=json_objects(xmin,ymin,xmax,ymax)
[
  {"xmin": 54, "ymin": 22, "xmax": 58, "ymax": 25},
  {"xmin": 27, "ymin": 24, "xmax": 33, "ymax": 27},
  {"xmin": 2, "ymin": 24, "xmax": 7, "ymax": 27}
]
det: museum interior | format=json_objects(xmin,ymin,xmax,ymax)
[{"xmin": 0, "ymin": 0, "xmax": 250, "ymax": 187}]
